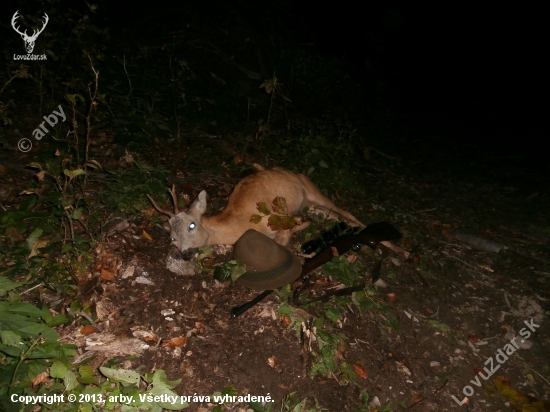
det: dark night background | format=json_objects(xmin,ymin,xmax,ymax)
[{"xmin": 1, "ymin": 1, "xmax": 549, "ymax": 181}]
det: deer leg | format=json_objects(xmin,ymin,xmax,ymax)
[
  {"xmin": 274, "ymin": 230, "xmax": 293, "ymax": 245},
  {"xmin": 291, "ymin": 220, "xmax": 310, "ymax": 233},
  {"xmin": 308, "ymin": 205, "xmax": 364, "ymax": 227}
]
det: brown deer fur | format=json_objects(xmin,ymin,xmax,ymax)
[{"xmin": 149, "ymin": 168, "xmax": 364, "ymax": 258}]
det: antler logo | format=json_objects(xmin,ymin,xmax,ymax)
[{"xmin": 11, "ymin": 11, "xmax": 49, "ymax": 54}]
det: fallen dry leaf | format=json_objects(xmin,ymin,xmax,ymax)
[
  {"xmin": 353, "ymin": 363, "xmax": 368, "ymax": 378},
  {"xmin": 80, "ymin": 325, "xmax": 97, "ymax": 335},
  {"xmin": 100, "ymin": 268, "xmax": 115, "ymax": 281},
  {"xmin": 35, "ymin": 170, "xmax": 46, "ymax": 181},
  {"xmin": 410, "ymin": 391, "xmax": 423, "ymax": 404},
  {"xmin": 5, "ymin": 227, "xmax": 24, "ymax": 242},
  {"xmin": 337, "ymin": 340, "xmax": 350, "ymax": 360},
  {"xmin": 142, "ymin": 230, "xmax": 153, "ymax": 241},
  {"xmin": 162, "ymin": 336, "xmax": 187, "ymax": 347},
  {"xmin": 493, "ymin": 375, "xmax": 550, "ymax": 410},
  {"xmin": 474, "ymin": 368, "xmax": 486, "ymax": 377},
  {"xmin": 385, "ymin": 293, "xmax": 397, "ymax": 303},
  {"xmin": 32, "ymin": 371, "xmax": 50, "ymax": 387},
  {"xmin": 280, "ymin": 315, "xmax": 292, "ymax": 327},
  {"xmin": 133, "ymin": 330, "xmax": 158, "ymax": 342},
  {"xmin": 267, "ymin": 356, "xmax": 276, "ymax": 368}
]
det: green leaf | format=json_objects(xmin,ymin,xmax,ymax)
[
  {"xmin": 48, "ymin": 314, "xmax": 68, "ymax": 327},
  {"xmin": 100, "ymin": 366, "xmax": 140, "ymax": 386},
  {"xmin": 70, "ymin": 300, "xmax": 82, "ymax": 312},
  {"xmin": 277, "ymin": 303, "xmax": 294, "ymax": 317},
  {"xmin": 318, "ymin": 160, "xmax": 329, "ymax": 168},
  {"xmin": 230, "ymin": 260, "xmax": 247, "ymax": 282},
  {"xmin": 271, "ymin": 197, "xmax": 287, "ymax": 214},
  {"xmin": 249, "ymin": 402, "xmax": 274, "ymax": 412},
  {"xmin": 148, "ymin": 383, "xmax": 188, "ymax": 410},
  {"xmin": 325, "ymin": 308, "xmax": 341, "ymax": 323},
  {"xmin": 26, "ymin": 228, "xmax": 43, "ymax": 250},
  {"xmin": 197, "ymin": 245, "xmax": 214, "ymax": 260},
  {"xmin": 340, "ymin": 361, "xmax": 357, "ymax": 380},
  {"xmin": 78, "ymin": 365, "xmax": 99, "ymax": 384},
  {"xmin": 50, "ymin": 361, "xmax": 68, "ymax": 378},
  {"xmin": 152, "ymin": 369, "xmax": 181, "ymax": 390},
  {"xmin": 280, "ymin": 216, "xmax": 296, "ymax": 230},
  {"xmin": 41, "ymin": 306, "xmax": 52, "ymax": 324},
  {"xmin": 64, "ymin": 369, "xmax": 78, "ymax": 391},
  {"xmin": 267, "ymin": 214, "xmax": 282, "ymax": 230},
  {"xmin": 154, "ymin": 122, "xmax": 172, "ymax": 132},
  {"xmin": 64, "ymin": 169, "xmax": 86, "ymax": 180},
  {"xmin": 213, "ymin": 260, "xmax": 246, "ymax": 282},
  {"xmin": 256, "ymin": 202, "xmax": 271, "ymax": 215},
  {"xmin": 249, "ymin": 214, "xmax": 262, "ymax": 224},
  {"xmin": 85, "ymin": 160, "xmax": 102, "ymax": 170},
  {"xmin": 26, "ymin": 162, "xmax": 42, "ymax": 170},
  {"xmin": 72, "ymin": 208, "xmax": 83, "ymax": 220},
  {"xmin": 0, "ymin": 277, "xmax": 21, "ymax": 297},
  {"xmin": 213, "ymin": 265, "xmax": 232, "ymax": 282},
  {"xmin": 221, "ymin": 385, "xmax": 238, "ymax": 396},
  {"xmin": 5, "ymin": 302, "xmax": 44, "ymax": 318},
  {"xmin": 0, "ymin": 330, "xmax": 22, "ymax": 347},
  {"xmin": 0, "ymin": 342, "xmax": 22, "ymax": 356}
]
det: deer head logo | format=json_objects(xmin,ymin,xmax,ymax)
[{"xmin": 11, "ymin": 11, "xmax": 49, "ymax": 54}]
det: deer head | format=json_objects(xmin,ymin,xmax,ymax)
[
  {"xmin": 147, "ymin": 186, "xmax": 210, "ymax": 260},
  {"xmin": 11, "ymin": 11, "xmax": 49, "ymax": 54}
]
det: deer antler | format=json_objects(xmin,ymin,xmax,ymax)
[
  {"xmin": 168, "ymin": 184, "xmax": 180, "ymax": 214},
  {"xmin": 146, "ymin": 185, "xmax": 180, "ymax": 217}
]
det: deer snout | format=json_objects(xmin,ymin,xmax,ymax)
[{"xmin": 180, "ymin": 247, "xmax": 199, "ymax": 261}]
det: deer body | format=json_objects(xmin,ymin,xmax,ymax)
[{"xmin": 149, "ymin": 168, "xmax": 363, "ymax": 258}]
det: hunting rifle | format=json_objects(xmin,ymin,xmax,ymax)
[{"xmin": 231, "ymin": 222, "xmax": 402, "ymax": 318}]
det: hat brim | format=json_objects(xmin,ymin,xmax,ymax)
[{"xmin": 237, "ymin": 250, "xmax": 302, "ymax": 290}]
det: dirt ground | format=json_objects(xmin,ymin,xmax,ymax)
[
  {"xmin": 61, "ymin": 139, "xmax": 550, "ymax": 411},
  {"xmin": 2, "ymin": 132, "xmax": 549, "ymax": 412}
]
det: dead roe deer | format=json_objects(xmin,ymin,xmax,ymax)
[{"xmin": 147, "ymin": 167, "xmax": 365, "ymax": 259}]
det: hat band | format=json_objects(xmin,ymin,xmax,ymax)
[{"xmin": 239, "ymin": 249, "xmax": 295, "ymax": 282}]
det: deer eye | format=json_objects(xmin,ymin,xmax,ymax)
[
  {"xmin": 170, "ymin": 237, "xmax": 176, "ymax": 242},
  {"xmin": 188, "ymin": 222, "xmax": 196, "ymax": 231}
]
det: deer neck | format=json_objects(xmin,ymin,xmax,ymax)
[{"xmin": 201, "ymin": 214, "xmax": 241, "ymax": 245}]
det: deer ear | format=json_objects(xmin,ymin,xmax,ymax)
[{"xmin": 189, "ymin": 190, "xmax": 207, "ymax": 215}]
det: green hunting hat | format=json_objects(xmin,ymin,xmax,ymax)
[{"xmin": 233, "ymin": 229, "xmax": 302, "ymax": 290}]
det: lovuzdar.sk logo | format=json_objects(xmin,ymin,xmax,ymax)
[{"xmin": 11, "ymin": 10, "xmax": 49, "ymax": 61}]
